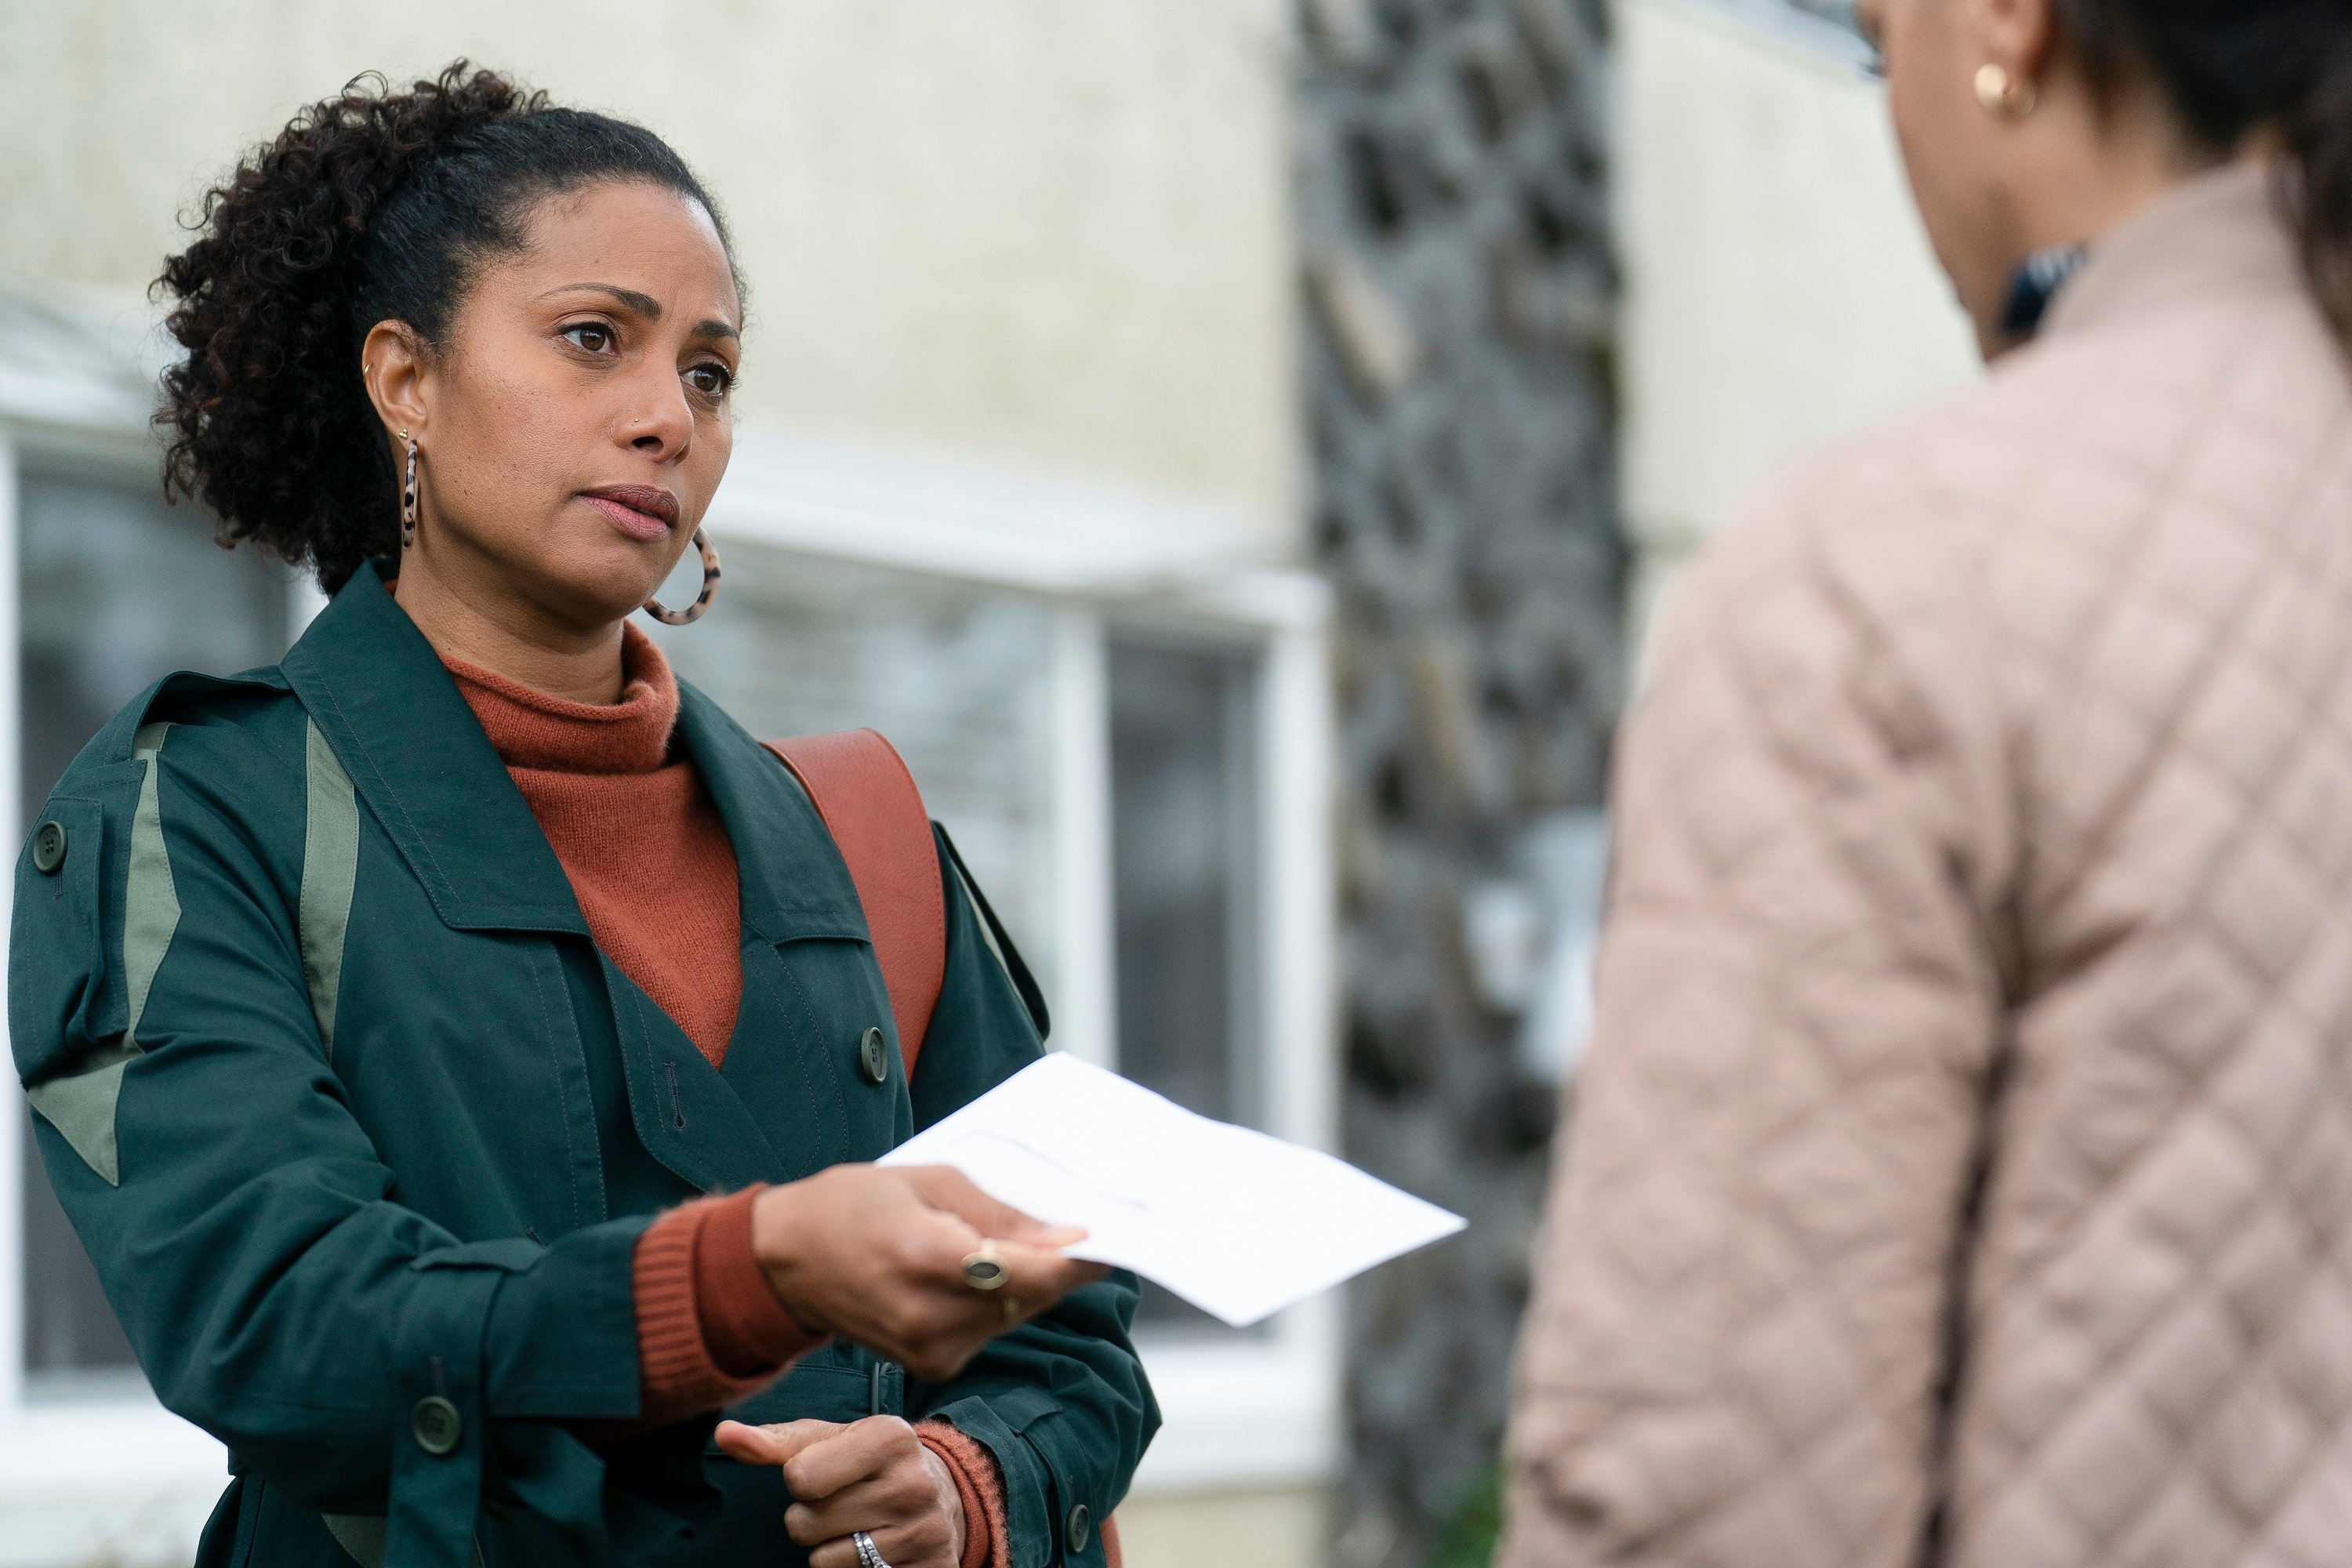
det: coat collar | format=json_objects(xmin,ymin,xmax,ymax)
[
  {"xmin": 2042, "ymin": 160, "xmax": 2304, "ymax": 343},
  {"xmin": 671, "ymin": 681, "xmax": 870, "ymax": 948},
  {"xmin": 283, "ymin": 561, "xmax": 869, "ymax": 947}
]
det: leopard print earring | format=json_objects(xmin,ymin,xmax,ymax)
[
  {"xmin": 642, "ymin": 528, "xmax": 722, "ymax": 625},
  {"xmin": 400, "ymin": 430, "xmax": 419, "ymax": 550}
]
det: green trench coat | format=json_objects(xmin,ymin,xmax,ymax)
[{"xmin": 9, "ymin": 562, "xmax": 1157, "ymax": 1568}]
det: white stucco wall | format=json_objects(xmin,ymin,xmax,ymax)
[
  {"xmin": 1616, "ymin": 0, "xmax": 1979, "ymax": 646},
  {"xmin": 0, "ymin": 0, "xmax": 1299, "ymax": 542}
]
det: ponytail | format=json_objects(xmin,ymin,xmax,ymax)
[
  {"xmin": 2056, "ymin": 2, "xmax": 2352, "ymax": 346},
  {"xmin": 2285, "ymin": 38, "xmax": 2352, "ymax": 344},
  {"xmin": 156, "ymin": 63, "xmax": 731, "ymax": 593}
]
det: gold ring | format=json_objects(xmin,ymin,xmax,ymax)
[
  {"xmin": 962, "ymin": 1240, "xmax": 1009, "ymax": 1292},
  {"xmin": 1004, "ymin": 1296, "xmax": 1022, "ymax": 1325}
]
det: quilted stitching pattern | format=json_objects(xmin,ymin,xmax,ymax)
[{"xmin": 1502, "ymin": 176, "xmax": 2352, "ymax": 1568}]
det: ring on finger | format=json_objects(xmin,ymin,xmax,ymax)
[
  {"xmin": 1004, "ymin": 1295, "xmax": 1022, "ymax": 1326},
  {"xmin": 853, "ymin": 1530, "xmax": 893, "ymax": 1568},
  {"xmin": 962, "ymin": 1240, "xmax": 1009, "ymax": 1292}
]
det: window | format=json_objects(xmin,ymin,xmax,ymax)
[
  {"xmin": 675, "ymin": 464, "xmax": 1343, "ymax": 1491},
  {"xmin": 648, "ymin": 547, "xmax": 1058, "ymax": 989},
  {"xmin": 1109, "ymin": 637, "xmax": 1262, "ymax": 1129},
  {"xmin": 1109, "ymin": 636, "xmax": 1264, "ymax": 1332},
  {"xmin": 16, "ymin": 465, "xmax": 292, "ymax": 1392}
]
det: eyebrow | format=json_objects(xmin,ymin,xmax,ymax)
[{"xmin": 541, "ymin": 282, "xmax": 740, "ymax": 341}]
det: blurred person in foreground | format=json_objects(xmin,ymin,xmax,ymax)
[
  {"xmin": 1502, "ymin": 2, "xmax": 2352, "ymax": 1564},
  {"xmin": 12, "ymin": 64, "xmax": 1150, "ymax": 1568}
]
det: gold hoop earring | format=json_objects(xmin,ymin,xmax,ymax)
[
  {"xmin": 1974, "ymin": 62, "xmax": 2038, "ymax": 120},
  {"xmin": 399, "ymin": 430, "xmax": 419, "ymax": 550},
  {"xmin": 642, "ymin": 528, "xmax": 721, "ymax": 626}
]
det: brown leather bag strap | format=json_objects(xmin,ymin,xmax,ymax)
[{"xmin": 764, "ymin": 731, "xmax": 947, "ymax": 1076}]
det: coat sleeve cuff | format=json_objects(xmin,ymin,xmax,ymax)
[
  {"xmin": 631, "ymin": 1187, "xmax": 821, "ymax": 1425},
  {"xmin": 920, "ymin": 1421, "xmax": 1010, "ymax": 1568}
]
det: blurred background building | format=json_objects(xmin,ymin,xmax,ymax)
[{"xmin": 0, "ymin": 1, "xmax": 1971, "ymax": 1564}]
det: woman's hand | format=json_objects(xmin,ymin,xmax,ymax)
[
  {"xmin": 715, "ymin": 1417, "xmax": 964, "ymax": 1568},
  {"xmin": 752, "ymin": 1164, "xmax": 1108, "ymax": 1382}
]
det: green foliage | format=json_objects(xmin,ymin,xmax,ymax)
[{"xmin": 1431, "ymin": 1461, "xmax": 1505, "ymax": 1568}]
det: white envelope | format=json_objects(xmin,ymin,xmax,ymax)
[{"xmin": 880, "ymin": 1052, "xmax": 1465, "ymax": 1327}]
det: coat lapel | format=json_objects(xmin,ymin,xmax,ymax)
[
  {"xmin": 674, "ymin": 684, "xmax": 894, "ymax": 1178},
  {"xmin": 671, "ymin": 682, "xmax": 869, "ymax": 949},
  {"xmin": 281, "ymin": 562, "xmax": 588, "ymax": 936}
]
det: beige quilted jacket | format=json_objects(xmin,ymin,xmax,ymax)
[{"xmin": 1502, "ymin": 162, "xmax": 2352, "ymax": 1568}]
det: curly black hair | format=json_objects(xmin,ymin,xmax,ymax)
[{"xmin": 156, "ymin": 62, "xmax": 735, "ymax": 593}]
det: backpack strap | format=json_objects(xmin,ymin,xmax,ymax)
[{"xmin": 764, "ymin": 731, "xmax": 947, "ymax": 1076}]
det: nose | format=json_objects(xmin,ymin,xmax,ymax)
[{"xmin": 614, "ymin": 361, "xmax": 694, "ymax": 462}]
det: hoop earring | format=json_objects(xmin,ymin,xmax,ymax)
[
  {"xmin": 642, "ymin": 528, "xmax": 721, "ymax": 625},
  {"xmin": 399, "ymin": 430, "xmax": 419, "ymax": 550},
  {"xmin": 1974, "ymin": 62, "xmax": 2038, "ymax": 120}
]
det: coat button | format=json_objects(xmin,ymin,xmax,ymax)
[
  {"xmin": 857, "ymin": 1026, "xmax": 891, "ymax": 1086},
  {"xmin": 31, "ymin": 821, "xmax": 66, "ymax": 875},
  {"xmin": 411, "ymin": 1396, "xmax": 463, "ymax": 1456},
  {"xmin": 1065, "ymin": 1503, "xmax": 1092, "ymax": 1554}
]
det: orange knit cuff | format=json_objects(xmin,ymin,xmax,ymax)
[
  {"xmin": 695, "ymin": 1185, "xmax": 823, "ymax": 1377},
  {"xmin": 632, "ymin": 1188, "xmax": 821, "ymax": 1425},
  {"xmin": 918, "ymin": 1421, "xmax": 1010, "ymax": 1568}
]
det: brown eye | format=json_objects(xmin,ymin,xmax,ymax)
[
  {"xmin": 561, "ymin": 321, "xmax": 616, "ymax": 354},
  {"xmin": 685, "ymin": 362, "xmax": 733, "ymax": 397}
]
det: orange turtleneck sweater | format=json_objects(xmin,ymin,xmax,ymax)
[{"xmin": 443, "ymin": 623, "xmax": 1012, "ymax": 1568}]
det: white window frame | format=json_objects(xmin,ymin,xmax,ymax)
[
  {"xmin": 1054, "ymin": 587, "xmax": 1340, "ymax": 1497},
  {"xmin": 0, "ymin": 358, "xmax": 1338, "ymax": 1558}
]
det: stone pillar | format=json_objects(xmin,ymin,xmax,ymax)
[{"xmin": 1297, "ymin": 0, "xmax": 1625, "ymax": 1561}]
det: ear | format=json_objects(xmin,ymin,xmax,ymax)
[
  {"xmin": 1976, "ymin": 0, "xmax": 2059, "ymax": 82},
  {"xmin": 360, "ymin": 320, "xmax": 434, "ymax": 444}
]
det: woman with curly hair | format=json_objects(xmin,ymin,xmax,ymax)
[{"xmin": 11, "ymin": 64, "xmax": 1152, "ymax": 1568}]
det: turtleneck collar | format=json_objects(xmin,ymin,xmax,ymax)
[{"xmin": 441, "ymin": 621, "xmax": 680, "ymax": 775}]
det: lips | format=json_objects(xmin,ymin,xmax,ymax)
[{"xmin": 580, "ymin": 485, "xmax": 679, "ymax": 542}]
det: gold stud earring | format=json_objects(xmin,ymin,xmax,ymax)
[{"xmin": 1974, "ymin": 62, "xmax": 2038, "ymax": 119}]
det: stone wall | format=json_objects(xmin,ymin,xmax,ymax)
[{"xmin": 1294, "ymin": 0, "xmax": 1624, "ymax": 1561}]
